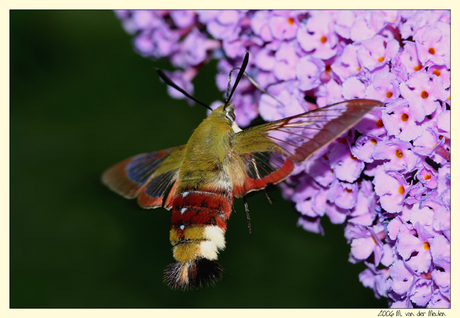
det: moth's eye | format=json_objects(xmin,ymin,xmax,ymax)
[{"xmin": 225, "ymin": 110, "xmax": 235, "ymax": 122}]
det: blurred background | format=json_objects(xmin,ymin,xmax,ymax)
[{"xmin": 10, "ymin": 10, "xmax": 387, "ymax": 308}]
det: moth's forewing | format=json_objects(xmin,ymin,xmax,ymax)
[
  {"xmin": 231, "ymin": 99, "xmax": 382, "ymax": 197},
  {"xmin": 264, "ymin": 99, "xmax": 383, "ymax": 162},
  {"xmin": 102, "ymin": 145, "xmax": 186, "ymax": 208}
]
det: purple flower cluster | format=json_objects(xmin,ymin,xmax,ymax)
[{"xmin": 115, "ymin": 10, "xmax": 450, "ymax": 308}]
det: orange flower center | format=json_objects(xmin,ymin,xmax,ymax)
[
  {"xmin": 428, "ymin": 47, "xmax": 436, "ymax": 55},
  {"xmin": 386, "ymin": 91, "xmax": 393, "ymax": 98},
  {"xmin": 370, "ymin": 138, "xmax": 377, "ymax": 146},
  {"xmin": 423, "ymin": 242, "xmax": 430, "ymax": 250},
  {"xmin": 421, "ymin": 90, "xmax": 429, "ymax": 99},
  {"xmin": 395, "ymin": 149, "xmax": 404, "ymax": 159},
  {"xmin": 433, "ymin": 69, "xmax": 441, "ymax": 77},
  {"xmin": 401, "ymin": 113, "xmax": 409, "ymax": 122},
  {"xmin": 377, "ymin": 56, "xmax": 385, "ymax": 63},
  {"xmin": 398, "ymin": 185, "xmax": 405, "ymax": 195},
  {"xmin": 376, "ymin": 119, "xmax": 384, "ymax": 128},
  {"xmin": 413, "ymin": 65, "xmax": 423, "ymax": 71},
  {"xmin": 287, "ymin": 17, "xmax": 295, "ymax": 25},
  {"xmin": 424, "ymin": 174, "xmax": 432, "ymax": 181},
  {"xmin": 320, "ymin": 35, "xmax": 327, "ymax": 44}
]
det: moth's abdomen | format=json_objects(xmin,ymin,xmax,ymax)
[{"xmin": 166, "ymin": 190, "xmax": 233, "ymax": 290}]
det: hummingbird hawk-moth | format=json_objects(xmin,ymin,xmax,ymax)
[{"xmin": 102, "ymin": 53, "xmax": 382, "ymax": 290}]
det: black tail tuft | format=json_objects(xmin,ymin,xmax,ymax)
[{"xmin": 164, "ymin": 258, "xmax": 223, "ymax": 291}]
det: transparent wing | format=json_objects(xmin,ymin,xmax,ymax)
[{"xmin": 231, "ymin": 99, "xmax": 382, "ymax": 196}]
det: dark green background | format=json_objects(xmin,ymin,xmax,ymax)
[{"xmin": 10, "ymin": 10, "xmax": 387, "ymax": 308}]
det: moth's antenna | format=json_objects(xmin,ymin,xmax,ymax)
[
  {"xmin": 224, "ymin": 53, "xmax": 285, "ymax": 109},
  {"xmin": 224, "ymin": 52, "xmax": 249, "ymax": 107},
  {"xmin": 156, "ymin": 69, "xmax": 212, "ymax": 111}
]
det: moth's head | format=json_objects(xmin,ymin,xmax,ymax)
[
  {"xmin": 211, "ymin": 104, "xmax": 235, "ymax": 122},
  {"xmin": 210, "ymin": 104, "xmax": 241, "ymax": 133},
  {"xmin": 223, "ymin": 104, "xmax": 236, "ymax": 122}
]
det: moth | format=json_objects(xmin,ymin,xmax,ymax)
[{"xmin": 102, "ymin": 53, "xmax": 382, "ymax": 290}]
